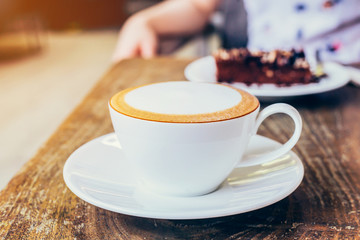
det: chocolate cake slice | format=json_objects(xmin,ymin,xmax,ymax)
[{"xmin": 213, "ymin": 48, "xmax": 320, "ymax": 86}]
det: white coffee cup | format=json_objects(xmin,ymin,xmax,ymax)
[{"xmin": 109, "ymin": 81, "xmax": 302, "ymax": 197}]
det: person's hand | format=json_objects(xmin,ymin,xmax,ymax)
[
  {"xmin": 112, "ymin": 0, "xmax": 221, "ymax": 63},
  {"xmin": 112, "ymin": 16, "xmax": 158, "ymax": 63}
]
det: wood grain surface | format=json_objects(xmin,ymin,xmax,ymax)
[{"xmin": 0, "ymin": 58, "xmax": 359, "ymax": 239}]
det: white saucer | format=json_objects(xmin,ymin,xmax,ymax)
[
  {"xmin": 63, "ymin": 133, "xmax": 304, "ymax": 220},
  {"xmin": 184, "ymin": 56, "xmax": 350, "ymax": 98}
]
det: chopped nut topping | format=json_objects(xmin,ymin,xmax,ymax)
[
  {"xmin": 265, "ymin": 70, "xmax": 274, "ymax": 78},
  {"xmin": 213, "ymin": 48, "xmax": 309, "ymax": 68},
  {"xmin": 294, "ymin": 58, "xmax": 309, "ymax": 68}
]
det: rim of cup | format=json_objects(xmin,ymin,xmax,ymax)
[{"xmin": 110, "ymin": 81, "xmax": 260, "ymax": 123}]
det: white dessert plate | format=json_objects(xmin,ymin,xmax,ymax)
[
  {"xmin": 184, "ymin": 56, "xmax": 351, "ymax": 98},
  {"xmin": 63, "ymin": 133, "xmax": 304, "ymax": 220}
]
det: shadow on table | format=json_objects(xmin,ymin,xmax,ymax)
[
  {"xmin": 114, "ymin": 197, "xmax": 307, "ymax": 239},
  {"xmin": 259, "ymin": 85, "xmax": 359, "ymax": 111}
]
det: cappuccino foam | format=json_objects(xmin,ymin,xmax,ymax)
[{"xmin": 110, "ymin": 81, "xmax": 259, "ymax": 123}]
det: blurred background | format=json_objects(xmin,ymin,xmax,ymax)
[
  {"xmin": 0, "ymin": 0, "xmax": 222, "ymax": 190},
  {"xmin": 1, "ymin": 0, "xmax": 359, "ymax": 190}
]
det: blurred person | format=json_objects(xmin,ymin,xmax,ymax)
[{"xmin": 112, "ymin": 0, "xmax": 360, "ymax": 65}]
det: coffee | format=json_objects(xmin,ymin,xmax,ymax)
[
  {"xmin": 109, "ymin": 81, "xmax": 302, "ymax": 197},
  {"xmin": 110, "ymin": 81, "xmax": 259, "ymax": 123}
]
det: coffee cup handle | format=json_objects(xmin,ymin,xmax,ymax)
[{"xmin": 237, "ymin": 103, "xmax": 302, "ymax": 167}]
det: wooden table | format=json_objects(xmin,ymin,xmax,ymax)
[{"xmin": 1, "ymin": 58, "xmax": 360, "ymax": 239}]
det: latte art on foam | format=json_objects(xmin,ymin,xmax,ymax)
[{"xmin": 110, "ymin": 81, "xmax": 259, "ymax": 123}]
